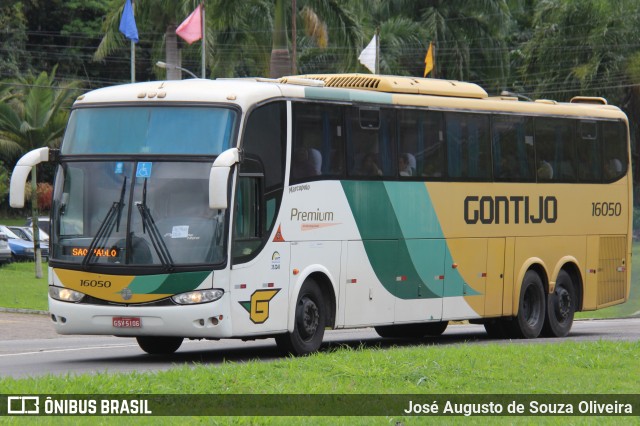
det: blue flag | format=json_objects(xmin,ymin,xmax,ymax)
[{"xmin": 119, "ymin": 0, "xmax": 139, "ymax": 43}]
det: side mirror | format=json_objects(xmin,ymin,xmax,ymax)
[
  {"xmin": 10, "ymin": 147, "xmax": 50, "ymax": 208},
  {"xmin": 209, "ymin": 148, "xmax": 240, "ymax": 209}
]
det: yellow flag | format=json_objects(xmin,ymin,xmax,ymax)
[{"xmin": 424, "ymin": 42, "xmax": 434, "ymax": 77}]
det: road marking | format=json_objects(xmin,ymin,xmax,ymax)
[{"xmin": 0, "ymin": 344, "xmax": 138, "ymax": 357}]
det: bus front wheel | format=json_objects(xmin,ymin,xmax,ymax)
[
  {"xmin": 508, "ymin": 270, "xmax": 546, "ymax": 339},
  {"xmin": 275, "ymin": 280, "xmax": 326, "ymax": 356},
  {"xmin": 542, "ymin": 270, "xmax": 576, "ymax": 337},
  {"xmin": 136, "ymin": 336, "xmax": 183, "ymax": 355}
]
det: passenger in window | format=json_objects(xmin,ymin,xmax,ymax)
[
  {"xmin": 356, "ymin": 152, "xmax": 382, "ymax": 176},
  {"xmin": 291, "ymin": 148, "xmax": 319, "ymax": 180},
  {"xmin": 537, "ymin": 160, "xmax": 554, "ymax": 181},
  {"xmin": 605, "ymin": 158, "xmax": 622, "ymax": 179},
  {"xmin": 308, "ymin": 148, "xmax": 322, "ymax": 175},
  {"xmin": 399, "ymin": 153, "xmax": 413, "ymax": 176}
]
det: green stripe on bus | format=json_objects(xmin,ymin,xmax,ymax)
[
  {"xmin": 304, "ymin": 87, "xmax": 392, "ymax": 104},
  {"xmin": 129, "ymin": 271, "xmax": 210, "ymax": 294},
  {"xmin": 341, "ymin": 181, "xmax": 477, "ymax": 299}
]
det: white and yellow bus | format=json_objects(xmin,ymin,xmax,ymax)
[{"xmin": 10, "ymin": 74, "xmax": 632, "ymax": 355}]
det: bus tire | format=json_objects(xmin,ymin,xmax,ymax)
[
  {"xmin": 275, "ymin": 280, "xmax": 326, "ymax": 356},
  {"xmin": 136, "ymin": 336, "xmax": 183, "ymax": 355},
  {"xmin": 542, "ymin": 270, "xmax": 576, "ymax": 337},
  {"xmin": 508, "ymin": 270, "xmax": 546, "ymax": 339}
]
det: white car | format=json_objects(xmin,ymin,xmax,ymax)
[{"xmin": 0, "ymin": 233, "xmax": 11, "ymax": 264}]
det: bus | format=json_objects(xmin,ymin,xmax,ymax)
[{"xmin": 10, "ymin": 74, "xmax": 633, "ymax": 356}]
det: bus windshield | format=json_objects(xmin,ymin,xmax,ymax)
[
  {"xmin": 51, "ymin": 160, "xmax": 226, "ymax": 268},
  {"xmin": 61, "ymin": 106, "xmax": 236, "ymax": 155}
]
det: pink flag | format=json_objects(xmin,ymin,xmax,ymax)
[{"xmin": 176, "ymin": 4, "xmax": 202, "ymax": 44}]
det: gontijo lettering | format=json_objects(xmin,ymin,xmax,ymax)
[{"xmin": 464, "ymin": 195, "xmax": 557, "ymax": 224}]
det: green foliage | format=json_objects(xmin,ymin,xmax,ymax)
[
  {"xmin": 0, "ymin": 163, "xmax": 8, "ymax": 206},
  {"xmin": 0, "ymin": 3, "xmax": 28, "ymax": 78}
]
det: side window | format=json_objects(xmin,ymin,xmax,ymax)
[
  {"xmin": 234, "ymin": 102, "xmax": 285, "ymax": 263},
  {"xmin": 492, "ymin": 115, "xmax": 535, "ymax": 181},
  {"xmin": 445, "ymin": 112, "xmax": 491, "ymax": 180},
  {"xmin": 576, "ymin": 120, "xmax": 602, "ymax": 182},
  {"xmin": 347, "ymin": 107, "xmax": 395, "ymax": 178},
  {"xmin": 291, "ymin": 102, "xmax": 345, "ymax": 183},
  {"xmin": 602, "ymin": 121, "xmax": 627, "ymax": 181},
  {"xmin": 534, "ymin": 118, "xmax": 576, "ymax": 182},
  {"xmin": 398, "ymin": 109, "xmax": 445, "ymax": 178},
  {"xmin": 232, "ymin": 174, "xmax": 261, "ymax": 259}
]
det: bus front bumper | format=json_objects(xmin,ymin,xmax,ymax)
[{"xmin": 48, "ymin": 294, "xmax": 233, "ymax": 338}]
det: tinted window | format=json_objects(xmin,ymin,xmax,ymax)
[
  {"xmin": 602, "ymin": 121, "xmax": 627, "ymax": 181},
  {"xmin": 576, "ymin": 120, "xmax": 602, "ymax": 182},
  {"xmin": 291, "ymin": 102, "xmax": 345, "ymax": 183},
  {"xmin": 398, "ymin": 110, "xmax": 445, "ymax": 178},
  {"xmin": 534, "ymin": 118, "xmax": 576, "ymax": 182},
  {"xmin": 347, "ymin": 107, "xmax": 395, "ymax": 178},
  {"xmin": 492, "ymin": 115, "xmax": 535, "ymax": 181},
  {"xmin": 445, "ymin": 112, "xmax": 491, "ymax": 180}
]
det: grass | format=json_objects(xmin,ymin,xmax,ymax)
[
  {"xmin": 0, "ymin": 261, "xmax": 49, "ymax": 311},
  {"xmin": 1, "ymin": 341, "xmax": 638, "ymax": 424}
]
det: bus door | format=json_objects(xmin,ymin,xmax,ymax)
[{"xmin": 228, "ymin": 174, "xmax": 291, "ymax": 336}]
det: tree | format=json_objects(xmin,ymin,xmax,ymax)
[
  {"xmin": 268, "ymin": 0, "xmax": 362, "ymax": 78},
  {"xmin": 0, "ymin": 68, "xmax": 80, "ymax": 277},
  {"xmin": 0, "ymin": 2, "xmax": 29, "ymax": 79},
  {"xmin": 520, "ymin": 0, "xmax": 640, "ymax": 201},
  {"xmin": 94, "ymin": 0, "xmax": 362, "ymax": 80}
]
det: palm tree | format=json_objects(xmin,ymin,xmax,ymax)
[
  {"xmin": 0, "ymin": 68, "xmax": 80, "ymax": 277},
  {"xmin": 269, "ymin": 0, "xmax": 363, "ymax": 77},
  {"xmin": 95, "ymin": 0, "xmax": 200, "ymax": 80},
  {"xmin": 519, "ymin": 0, "xmax": 640, "ymax": 203},
  {"xmin": 95, "ymin": 0, "xmax": 362, "ymax": 80}
]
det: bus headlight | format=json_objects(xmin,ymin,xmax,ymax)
[
  {"xmin": 171, "ymin": 289, "xmax": 224, "ymax": 305},
  {"xmin": 50, "ymin": 286, "xmax": 85, "ymax": 302}
]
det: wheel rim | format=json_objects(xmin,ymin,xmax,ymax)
[
  {"xmin": 297, "ymin": 296, "xmax": 319, "ymax": 341},
  {"xmin": 523, "ymin": 285, "xmax": 542, "ymax": 326},
  {"xmin": 554, "ymin": 286, "xmax": 572, "ymax": 322}
]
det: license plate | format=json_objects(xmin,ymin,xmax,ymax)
[{"xmin": 112, "ymin": 317, "xmax": 141, "ymax": 328}]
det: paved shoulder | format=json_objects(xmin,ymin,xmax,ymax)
[{"xmin": 0, "ymin": 311, "xmax": 58, "ymax": 340}]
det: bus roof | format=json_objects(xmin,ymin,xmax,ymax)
[{"xmin": 74, "ymin": 74, "xmax": 626, "ymax": 121}]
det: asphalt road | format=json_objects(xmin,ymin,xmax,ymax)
[{"xmin": 1, "ymin": 311, "xmax": 639, "ymax": 379}]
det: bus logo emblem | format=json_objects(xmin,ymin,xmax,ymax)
[
  {"xmin": 239, "ymin": 289, "xmax": 280, "ymax": 324},
  {"xmin": 120, "ymin": 288, "xmax": 133, "ymax": 301}
]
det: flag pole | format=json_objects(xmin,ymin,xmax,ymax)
[
  {"xmin": 201, "ymin": 1, "xmax": 206, "ymax": 78},
  {"xmin": 131, "ymin": 0, "xmax": 135, "ymax": 82},
  {"xmin": 375, "ymin": 27, "xmax": 380, "ymax": 75}
]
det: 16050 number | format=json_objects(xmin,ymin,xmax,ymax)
[
  {"xmin": 79, "ymin": 279, "xmax": 112, "ymax": 288},
  {"xmin": 591, "ymin": 202, "xmax": 622, "ymax": 217}
]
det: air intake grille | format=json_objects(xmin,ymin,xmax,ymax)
[{"xmin": 597, "ymin": 236, "xmax": 627, "ymax": 306}]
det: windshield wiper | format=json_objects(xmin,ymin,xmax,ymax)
[
  {"xmin": 82, "ymin": 177, "xmax": 127, "ymax": 267},
  {"xmin": 136, "ymin": 178, "xmax": 174, "ymax": 271}
]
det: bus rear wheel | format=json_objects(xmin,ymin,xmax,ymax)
[
  {"xmin": 275, "ymin": 280, "xmax": 326, "ymax": 356},
  {"xmin": 508, "ymin": 270, "xmax": 546, "ymax": 339},
  {"xmin": 136, "ymin": 336, "xmax": 183, "ymax": 355},
  {"xmin": 542, "ymin": 270, "xmax": 576, "ymax": 337}
]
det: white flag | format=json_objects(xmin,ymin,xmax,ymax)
[{"xmin": 358, "ymin": 35, "xmax": 377, "ymax": 73}]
